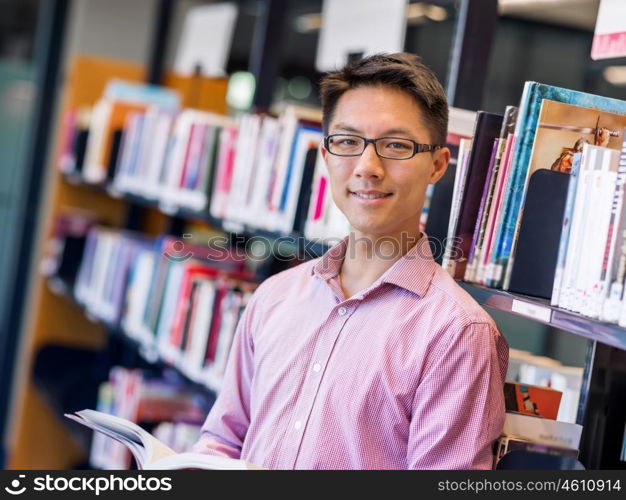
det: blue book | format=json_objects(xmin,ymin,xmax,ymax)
[{"xmin": 490, "ymin": 82, "xmax": 626, "ymax": 288}]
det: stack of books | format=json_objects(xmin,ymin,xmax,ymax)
[
  {"xmin": 42, "ymin": 212, "xmax": 259, "ymax": 392},
  {"xmin": 495, "ymin": 381, "xmax": 583, "ymax": 467},
  {"xmin": 443, "ymin": 81, "xmax": 626, "ymax": 315},
  {"xmin": 56, "ymin": 79, "xmax": 340, "ymax": 238}
]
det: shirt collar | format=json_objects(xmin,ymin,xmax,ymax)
[{"xmin": 311, "ymin": 233, "xmax": 437, "ymax": 298}]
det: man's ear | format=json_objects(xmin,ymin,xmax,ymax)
[
  {"xmin": 320, "ymin": 143, "xmax": 328, "ymax": 162},
  {"xmin": 429, "ymin": 146, "xmax": 450, "ymax": 184}
]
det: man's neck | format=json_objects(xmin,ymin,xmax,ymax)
[{"xmin": 339, "ymin": 230, "xmax": 422, "ymax": 299}]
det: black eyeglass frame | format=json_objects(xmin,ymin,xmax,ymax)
[{"xmin": 323, "ymin": 134, "xmax": 443, "ymax": 160}]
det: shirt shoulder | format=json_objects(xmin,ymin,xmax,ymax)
[
  {"xmin": 253, "ymin": 258, "xmax": 319, "ymax": 299},
  {"xmin": 426, "ymin": 264, "xmax": 498, "ymax": 330}
]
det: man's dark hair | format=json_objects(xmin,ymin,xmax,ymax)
[{"xmin": 319, "ymin": 52, "xmax": 448, "ymax": 146}]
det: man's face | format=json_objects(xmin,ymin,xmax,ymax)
[{"xmin": 321, "ymin": 85, "xmax": 450, "ymax": 240}]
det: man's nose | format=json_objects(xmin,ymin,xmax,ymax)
[{"xmin": 353, "ymin": 142, "xmax": 385, "ymax": 178}]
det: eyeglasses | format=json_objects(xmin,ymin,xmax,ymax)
[{"xmin": 324, "ymin": 134, "xmax": 442, "ymax": 160}]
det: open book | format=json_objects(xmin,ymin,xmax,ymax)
[{"xmin": 65, "ymin": 409, "xmax": 263, "ymax": 470}]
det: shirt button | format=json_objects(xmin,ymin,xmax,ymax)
[
  {"xmin": 338, "ymin": 306, "xmax": 347, "ymax": 316},
  {"xmin": 294, "ymin": 420, "xmax": 302, "ymax": 430},
  {"xmin": 312, "ymin": 363, "xmax": 321, "ymax": 373}
]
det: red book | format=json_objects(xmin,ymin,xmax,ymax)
[
  {"xmin": 204, "ymin": 280, "xmax": 229, "ymax": 364},
  {"xmin": 168, "ymin": 265, "xmax": 218, "ymax": 351},
  {"xmin": 504, "ymin": 382, "xmax": 562, "ymax": 420}
]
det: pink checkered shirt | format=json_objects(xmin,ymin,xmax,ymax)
[{"xmin": 192, "ymin": 234, "xmax": 509, "ymax": 469}]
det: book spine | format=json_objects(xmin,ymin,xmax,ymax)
[
  {"xmin": 603, "ymin": 130, "xmax": 626, "ymax": 322},
  {"xmin": 465, "ymin": 138, "xmax": 499, "ymax": 282},
  {"xmin": 551, "ymin": 153, "xmax": 582, "ymax": 307}
]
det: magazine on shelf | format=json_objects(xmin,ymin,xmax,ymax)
[{"xmin": 66, "ymin": 409, "xmax": 263, "ymax": 470}]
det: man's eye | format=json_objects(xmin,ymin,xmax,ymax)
[
  {"xmin": 387, "ymin": 142, "xmax": 411, "ymax": 150},
  {"xmin": 338, "ymin": 139, "xmax": 357, "ymax": 146}
]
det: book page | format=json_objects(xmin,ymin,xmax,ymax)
[{"xmin": 148, "ymin": 452, "xmax": 257, "ymax": 470}]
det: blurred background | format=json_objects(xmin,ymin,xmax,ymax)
[{"xmin": 0, "ymin": 0, "xmax": 625, "ymax": 470}]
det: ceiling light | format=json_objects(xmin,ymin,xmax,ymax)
[{"xmin": 603, "ymin": 66, "xmax": 626, "ymax": 86}]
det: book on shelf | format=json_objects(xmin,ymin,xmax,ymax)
[
  {"xmin": 78, "ymin": 228, "xmax": 255, "ymax": 390},
  {"xmin": 442, "ymin": 112, "xmax": 503, "ymax": 278},
  {"xmin": 40, "ymin": 211, "xmax": 95, "ymax": 292},
  {"xmin": 495, "ymin": 373, "xmax": 581, "ymax": 466},
  {"xmin": 506, "ymin": 348, "xmax": 582, "ymax": 424},
  {"xmin": 503, "ymin": 381, "xmax": 562, "ymax": 420},
  {"xmin": 58, "ymin": 78, "xmax": 331, "ymax": 240},
  {"xmin": 502, "ymin": 411, "xmax": 582, "ymax": 451},
  {"xmin": 443, "ymin": 79, "xmax": 626, "ymax": 328},
  {"xmin": 81, "ymin": 81, "xmax": 180, "ymax": 185},
  {"xmin": 465, "ymin": 106, "xmax": 518, "ymax": 284},
  {"xmin": 494, "ymin": 435, "xmax": 579, "ymax": 465},
  {"xmin": 423, "ymin": 107, "xmax": 477, "ymax": 254},
  {"xmin": 66, "ymin": 409, "xmax": 262, "ymax": 470},
  {"xmin": 489, "ymin": 81, "xmax": 626, "ymax": 290}
]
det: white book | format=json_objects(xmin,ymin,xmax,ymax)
[
  {"xmin": 122, "ymin": 251, "xmax": 156, "ymax": 345},
  {"xmin": 143, "ymin": 111, "xmax": 174, "ymax": 200},
  {"xmin": 225, "ymin": 114, "xmax": 262, "ymax": 225},
  {"xmin": 560, "ymin": 145, "xmax": 600, "ymax": 310},
  {"xmin": 245, "ymin": 116, "xmax": 281, "ymax": 229},
  {"xmin": 82, "ymin": 99, "xmax": 112, "ymax": 184},
  {"xmin": 551, "ymin": 153, "xmax": 583, "ymax": 307},
  {"xmin": 585, "ymin": 148, "xmax": 620, "ymax": 318},
  {"xmin": 602, "ymin": 141, "xmax": 626, "ymax": 322},
  {"xmin": 572, "ymin": 147, "xmax": 611, "ymax": 313},
  {"xmin": 86, "ymin": 231, "xmax": 115, "ymax": 319},
  {"xmin": 111, "ymin": 111, "xmax": 143, "ymax": 194},
  {"xmin": 66, "ymin": 409, "xmax": 261, "ymax": 469},
  {"xmin": 502, "ymin": 412, "xmax": 582, "ymax": 450},
  {"xmin": 155, "ymin": 263, "xmax": 187, "ymax": 361},
  {"xmin": 183, "ymin": 280, "xmax": 216, "ymax": 380},
  {"xmin": 442, "ymin": 139, "xmax": 472, "ymax": 276},
  {"xmin": 304, "ymin": 153, "xmax": 350, "ymax": 243},
  {"xmin": 268, "ymin": 108, "xmax": 301, "ymax": 230},
  {"xmin": 209, "ymin": 126, "xmax": 238, "ymax": 220},
  {"xmin": 273, "ymin": 125, "xmax": 323, "ymax": 234},
  {"xmin": 211, "ymin": 291, "xmax": 243, "ymax": 376},
  {"xmin": 159, "ymin": 110, "xmax": 196, "ymax": 210},
  {"xmin": 75, "ymin": 230, "xmax": 98, "ymax": 305}
]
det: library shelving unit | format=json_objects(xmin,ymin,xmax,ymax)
[
  {"xmin": 455, "ymin": 288, "xmax": 626, "ymax": 469},
  {"xmin": 6, "ymin": 0, "xmax": 626, "ymax": 471},
  {"xmin": 6, "ymin": 54, "xmax": 229, "ymax": 469}
]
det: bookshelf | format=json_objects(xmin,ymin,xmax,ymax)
[
  {"xmin": 459, "ymin": 282, "xmax": 626, "ymax": 352},
  {"xmin": 61, "ymin": 172, "xmax": 331, "ymax": 260},
  {"xmin": 6, "ymin": 54, "xmax": 229, "ymax": 469}
]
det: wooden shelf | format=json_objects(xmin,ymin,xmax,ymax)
[{"xmin": 459, "ymin": 282, "xmax": 626, "ymax": 351}]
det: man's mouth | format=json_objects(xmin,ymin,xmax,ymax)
[{"xmin": 349, "ymin": 191, "xmax": 393, "ymax": 200}]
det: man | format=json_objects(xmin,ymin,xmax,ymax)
[{"xmin": 192, "ymin": 53, "xmax": 509, "ymax": 469}]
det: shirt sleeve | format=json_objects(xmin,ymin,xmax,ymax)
[
  {"xmin": 407, "ymin": 322, "xmax": 509, "ymax": 470},
  {"xmin": 190, "ymin": 289, "xmax": 259, "ymax": 459}
]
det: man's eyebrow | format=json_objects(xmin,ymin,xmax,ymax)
[{"xmin": 331, "ymin": 123, "xmax": 416, "ymax": 137}]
